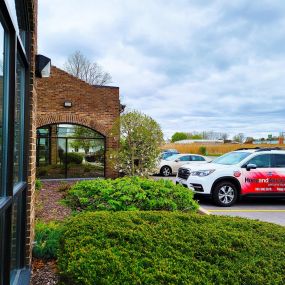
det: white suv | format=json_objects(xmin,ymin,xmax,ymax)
[{"xmin": 175, "ymin": 147, "xmax": 285, "ymax": 207}]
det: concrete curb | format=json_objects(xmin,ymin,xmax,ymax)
[{"xmin": 197, "ymin": 206, "xmax": 211, "ymax": 215}]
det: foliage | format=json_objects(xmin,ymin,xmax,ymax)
[
  {"xmin": 33, "ymin": 221, "xmax": 62, "ymax": 260},
  {"xmin": 57, "ymin": 182, "xmax": 72, "ymax": 193},
  {"xmin": 85, "ymin": 148, "xmax": 104, "ymax": 163},
  {"xmin": 37, "ymin": 166, "xmax": 49, "ymax": 176},
  {"xmin": 69, "ymin": 125, "xmax": 104, "ymax": 154},
  {"xmin": 35, "ymin": 179, "xmax": 43, "ymax": 191},
  {"xmin": 109, "ymin": 111, "xmax": 164, "ymax": 176},
  {"xmin": 64, "ymin": 177, "xmax": 198, "ymax": 212},
  {"xmin": 63, "ymin": 152, "xmax": 84, "ymax": 165},
  {"xmin": 198, "ymin": 146, "xmax": 207, "ymax": 155},
  {"xmin": 171, "ymin": 132, "xmax": 188, "ymax": 142},
  {"xmin": 189, "ymin": 134, "xmax": 203, "ymax": 139},
  {"xmin": 233, "ymin": 133, "xmax": 245, "ymax": 143},
  {"xmin": 58, "ymin": 211, "xmax": 285, "ymax": 285},
  {"xmin": 63, "ymin": 50, "xmax": 112, "ymax": 85}
]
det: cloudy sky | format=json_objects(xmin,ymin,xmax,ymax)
[{"xmin": 38, "ymin": 0, "xmax": 285, "ymax": 139}]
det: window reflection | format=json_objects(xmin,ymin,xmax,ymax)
[
  {"xmin": 14, "ymin": 56, "xmax": 25, "ymax": 185},
  {"xmin": 36, "ymin": 124, "xmax": 105, "ymax": 179},
  {"xmin": 0, "ymin": 24, "xmax": 5, "ymax": 195}
]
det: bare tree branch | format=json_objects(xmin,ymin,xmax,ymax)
[{"xmin": 63, "ymin": 50, "xmax": 112, "ymax": 86}]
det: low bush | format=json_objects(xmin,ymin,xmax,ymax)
[
  {"xmin": 64, "ymin": 177, "xmax": 199, "ymax": 212},
  {"xmin": 58, "ymin": 211, "xmax": 285, "ymax": 285},
  {"xmin": 57, "ymin": 181, "xmax": 72, "ymax": 192},
  {"xmin": 198, "ymin": 145, "xmax": 207, "ymax": 155},
  {"xmin": 37, "ymin": 166, "xmax": 49, "ymax": 176},
  {"xmin": 63, "ymin": 152, "xmax": 83, "ymax": 165},
  {"xmin": 33, "ymin": 221, "xmax": 62, "ymax": 260},
  {"xmin": 35, "ymin": 179, "xmax": 42, "ymax": 191}
]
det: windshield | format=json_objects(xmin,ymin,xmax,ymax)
[
  {"xmin": 212, "ymin": 152, "xmax": 251, "ymax": 165},
  {"xmin": 165, "ymin": 154, "xmax": 180, "ymax": 161}
]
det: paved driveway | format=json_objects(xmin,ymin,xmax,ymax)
[{"xmin": 153, "ymin": 175, "xmax": 285, "ymax": 226}]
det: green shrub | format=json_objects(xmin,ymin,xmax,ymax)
[
  {"xmin": 198, "ymin": 145, "xmax": 207, "ymax": 155},
  {"xmin": 33, "ymin": 221, "xmax": 62, "ymax": 260},
  {"xmin": 57, "ymin": 181, "xmax": 72, "ymax": 192},
  {"xmin": 64, "ymin": 177, "xmax": 198, "ymax": 212},
  {"xmin": 83, "ymin": 164, "xmax": 92, "ymax": 173},
  {"xmin": 35, "ymin": 179, "xmax": 42, "ymax": 191},
  {"xmin": 37, "ymin": 166, "xmax": 49, "ymax": 176},
  {"xmin": 63, "ymin": 152, "xmax": 83, "ymax": 165},
  {"xmin": 58, "ymin": 211, "xmax": 285, "ymax": 285}
]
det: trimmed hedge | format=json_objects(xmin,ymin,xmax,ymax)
[
  {"xmin": 64, "ymin": 152, "xmax": 83, "ymax": 165},
  {"xmin": 33, "ymin": 221, "xmax": 62, "ymax": 260},
  {"xmin": 58, "ymin": 211, "xmax": 285, "ymax": 285},
  {"xmin": 64, "ymin": 177, "xmax": 198, "ymax": 212}
]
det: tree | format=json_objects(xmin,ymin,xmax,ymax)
[
  {"xmin": 171, "ymin": 132, "xmax": 188, "ymax": 142},
  {"xmin": 220, "ymin": 133, "xmax": 229, "ymax": 141},
  {"xmin": 63, "ymin": 50, "xmax": 112, "ymax": 85},
  {"xmin": 233, "ymin": 133, "xmax": 245, "ymax": 143},
  {"xmin": 109, "ymin": 111, "xmax": 163, "ymax": 176},
  {"xmin": 69, "ymin": 125, "xmax": 103, "ymax": 154}
]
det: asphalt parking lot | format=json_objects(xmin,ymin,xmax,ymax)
[{"xmin": 154, "ymin": 176, "xmax": 285, "ymax": 226}]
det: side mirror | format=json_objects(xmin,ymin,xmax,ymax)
[
  {"xmin": 246, "ymin": 163, "xmax": 257, "ymax": 171},
  {"xmin": 175, "ymin": 159, "xmax": 179, "ymax": 162}
]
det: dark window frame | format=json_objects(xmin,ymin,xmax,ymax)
[{"xmin": 0, "ymin": 1, "xmax": 31, "ymax": 284}]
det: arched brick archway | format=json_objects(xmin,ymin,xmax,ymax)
[
  {"xmin": 37, "ymin": 114, "xmax": 107, "ymax": 137},
  {"xmin": 36, "ymin": 114, "xmax": 118, "ymax": 178}
]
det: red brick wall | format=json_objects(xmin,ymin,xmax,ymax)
[
  {"xmin": 26, "ymin": 0, "xmax": 37, "ymax": 267},
  {"xmin": 36, "ymin": 66, "xmax": 120, "ymax": 178}
]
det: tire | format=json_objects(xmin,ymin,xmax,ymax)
[
  {"xmin": 212, "ymin": 181, "xmax": 238, "ymax": 207},
  {"xmin": 160, "ymin": 166, "xmax": 172, "ymax": 177}
]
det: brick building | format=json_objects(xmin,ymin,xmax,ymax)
[
  {"xmin": 36, "ymin": 66, "xmax": 120, "ymax": 179},
  {"xmin": 0, "ymin": 0, "xmax": 119, "ymax": 284},
  {"xmin": 0, "ymin": 0, "xmax": 37, "ymax": 284}
]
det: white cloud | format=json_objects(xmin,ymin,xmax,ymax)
[{"xmin": 38, "ymin": 0, "xmax": 285, "ymax": 139}]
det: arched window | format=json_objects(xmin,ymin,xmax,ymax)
[{"xmin": 36, "ymin": 124, "xmax": 105, "ymax": 179}]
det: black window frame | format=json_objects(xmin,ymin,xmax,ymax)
[{"xmin": 0, "ymin": 1, "xmax": 31, "ymax": 284}]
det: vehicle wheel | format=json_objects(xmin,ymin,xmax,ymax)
[
  {"xmin": 212, "ymin": 181, "xmax": 238, "ymax": 207},
  {"xmin": 160, "ymin": 166, "xmax": 172, "ymax": 177}
]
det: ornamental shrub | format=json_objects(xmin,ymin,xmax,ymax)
[
  {"xmin": 64, "ymin": 152, "xmax": 83, "ymax": 165},
  {"xmin": 58, "ymin": 211, "xmax": 285, "ymax": 285},
  {"xmin": 33, "ymin": 221, "xmax": 62, "ymax": 260},
  {"xmin": 198, "ymin": 145, "xmax": 207, "ymax": 155},
  {"xmin": 64, "ymin": 177, "xmax": 199, "ymax": 212}
]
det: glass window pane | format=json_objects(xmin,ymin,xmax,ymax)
[
  {"xmin": 0, "ymin": 23, "xmax": 5, "ymax": 196},
  {"xmin": 5, "ymin": 1, "xmax": 18, "ymax": 30},
  {"xmin": 13, "ymin": 56, "xmax": 25, "ymax": 185},
  {"xmin": 37, "ymin": 124, "xmax": 105, "ymax": 179},
  {"xmin": 273, "ymin": 154, "xmax": 285, "ymax": 168},
  {"xmin": 247, "ymin": 154, "xmax": 271, "ymax": 168},
  {"xmin": 10, "ymin": 194, "xmax": 22, "ymax": 282},
  {"xmin": 5, "ymin": 1, "xmax": 27, "ymax": 48}
]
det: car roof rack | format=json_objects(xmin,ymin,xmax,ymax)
[
  {"xmin": 255, "ymin": 147, "xmax": 283, "ymax": 152},
  {"xmin": 235, "ymin": 147, "xmax": 260, "ymax": 151}
]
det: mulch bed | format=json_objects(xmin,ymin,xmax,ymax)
[{"xmin": 31, "ymin": 181, "xmax": 75, "ymax": 285}]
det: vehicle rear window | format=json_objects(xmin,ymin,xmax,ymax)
[{"xmin": 179, "ymin": 155, "xmax": 191, "ymax": 161}]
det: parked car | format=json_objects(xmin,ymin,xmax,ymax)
[
  {"xmin": 157, "ymin": 153, "xmax": 211, "ymax": 176},
  {"xmin": 159, "ymin": 149, "xmax": 180, "ymax": 160},
  {"xmin": 175, "ymin": 147, "xmax": 285, "ymax": 207}
]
